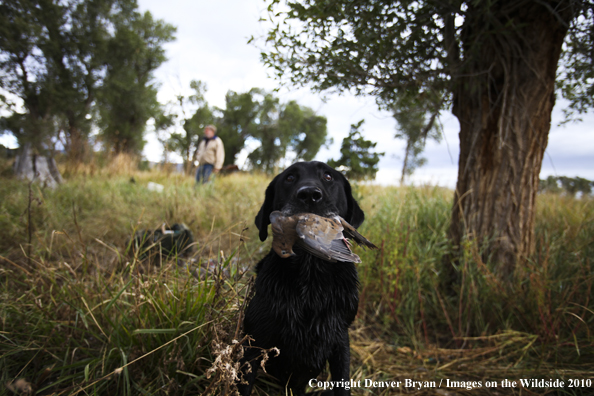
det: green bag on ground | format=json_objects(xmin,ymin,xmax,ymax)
[{"xmin": 130, "ymin": 223, "xmax": 194, "ymax": 261}]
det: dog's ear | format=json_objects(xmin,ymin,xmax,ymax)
[
  {"xmin": 254, "ymin": 175, "xmax": 278, "ymax": 241},
  {"xmin": 341, "ymin": 174, "xmax": 365, "ymax": 229}
]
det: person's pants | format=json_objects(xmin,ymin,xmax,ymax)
[{"xmin": 196, "ymin": 164, "xmax": 214, "ymax": 184}]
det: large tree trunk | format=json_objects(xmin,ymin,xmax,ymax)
[
  {"xmin": 448, "ymin": 1, "xmax": 573, "ymax": 280},
  {"xmin": 14, "ymin": 143, "xmax": 63, "ymax": 188}
]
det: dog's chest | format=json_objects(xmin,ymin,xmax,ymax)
[{"xmin": 245, "ymin": 253, "xmax": 359, "ymax": 353}]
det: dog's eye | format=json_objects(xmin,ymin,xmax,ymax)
[
  {"xmin": 323, "ymin": 173, "xmax": 333, "ymax": 181},
  {"xmin": 286, "ymin": 174, "xmax": 295, "ymax": 182}
]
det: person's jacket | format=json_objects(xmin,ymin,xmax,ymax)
[{"xmin": 196, "ymin": 136, "xmax": 225, "ymax": 170}]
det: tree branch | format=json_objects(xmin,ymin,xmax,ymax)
[{"xmin": 442, "ymin": 2, "xmax": 461, "ymax": 78}]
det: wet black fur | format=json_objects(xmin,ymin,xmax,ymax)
[{"xmin": 238, "ymin": 161, "xmax": 365, "ymax": 396}]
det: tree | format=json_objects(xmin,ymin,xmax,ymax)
[
  {"xmin": 40, "ymin": 0, "xmax": 114, "ymax": 161},
  {"xmin": 328, "ymin": 120, "xmax": 383, "ymax": 181},
  {"xmin": 216, "ymin": 88, "xmax": 262, "ymax": 166},
  {"xmin": 98, "ymin": 9, "xmax": 175, "ymax": 155},
  {"xmin": 215, "ymin": 88, "xmax": 328, "ymax": 172},
  {"xmin": 538, "ymin": 176, "xmax": 563, "ymax": 194},
  {"xmin": 539, "ymin": 176, "xmax": 593, "ymax": 197},
  {"xmin": 393, "ymin": 92, "xmax": 443, "ymax": 185},
  {"xmin": 246, "ymin": 91, "xmax": 282, "ymax": 172},
  {"xmin": 558, "ymin": 176, "xmax": 593, "ymax": 197},
  {"xmin": 0, "ymin": 0, "xmax": 59, "ymax": 154},
  {"xmin": 284, "ymin": 101, "xmax": 328, "ymax": 161},
  {"xmin": 247, "ymin": 96, "xmax": 328, "ymax": 173},
  {"xmin": 1, "ymin": 0, "xmax": 175, "ymax": 162},
  {"xmin": 260, "ymin": 0, "xmax": 593, "ymax": 278},
  {"xmin": 167, "ymin": 80, "xmax": 213, "ymax": 174}
]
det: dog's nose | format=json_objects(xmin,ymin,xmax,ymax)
[{"xmin": 296, "ymin": 186, "xmax": 323, "ymax": 203}]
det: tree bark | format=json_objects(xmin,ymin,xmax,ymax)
[
  {"xmin": 14, "ymin": 143, "xmax": 63, "ymax": 188},
  {"xmin": 448, "ymin": 1, "xmax": 573, "ymax": 280},
  {"xmin": 400, "ymin": 140, "xmax": 411, "ymax": 185},
  {"xmin": 67, "ymin": 122, "xmax": 87, "ymax": 163}
]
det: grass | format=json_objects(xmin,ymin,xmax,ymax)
[{"xmin": 0, "ymin": 160, "xmax": 593, "ymax": 395}]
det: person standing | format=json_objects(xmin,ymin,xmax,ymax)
[{"xmin": 195, "ymin": 125, "xmax": 225, "ymax": 184}]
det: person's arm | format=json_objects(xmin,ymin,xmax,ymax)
[{"xmin": 214, "ymin": 138, "xmax": 225, "ymax": 172}]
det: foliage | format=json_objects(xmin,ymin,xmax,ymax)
[
  {"xmin": 0, "ymin": 0, "xmax": 175, "ymax": 160},
  {"xmin": 1, "ymin": 170, "xmax": 592, "ymax": 393},
  {"xmin": 163, "ymin": 86, "xmax": 327, "ymax": 172},
  {"xmin": 0, "ymin": 0, "xmax": 58, "ymax": 152},
  {"xmin": 539, "ymin": 175, "xmax": 564, "ymax": 194},
  {"xmin": 328, "ymin": 120, "xmax": 383, "ymax": 181},
  {"xmin": 0, "ymin": 0, "xmax": 96, "ymax": 156},
  {"xmin": 97, "ymin": 9, "xmax": 175, "ymax": 155},
  {"xmin": 215, "ymin": 88, "xmax": 327, "ymax": 172},
  {"xmin": 247, "ymin": 97, "xmax": 328, "ymax": 173},
  {"xmin": 216, "ymin": 88, "xmax": 262, "ymax": 166},
  {"xmin": 281, "ymin": 101, "xmax": 328, "ymax": 161},
  {"xmin": 259, "ymin": 0, "xmax": 453, "ymax": 107},
  {"xmin": 260, "ymin": 0, "xmax": 593, "ymax": 114},
  {"xmin": 167, "ymin": 80, "xmax": 214, "ymax": 173},
  {"xmin": 557, "ymin": 3, "xmax": 594, "ymax": 121}
]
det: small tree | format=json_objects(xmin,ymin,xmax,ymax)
[
  {"xmin": 393, "ymin": 92, "xmax": 442, "ymax": 184},
  {"xmin": 328, "ymin": 120, "xmax": 384, "ymax": 181},
  {"xmin": 167, "ymin": 80, "xmax": 213, "ymax": 174}
]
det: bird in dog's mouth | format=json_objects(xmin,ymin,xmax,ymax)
[{"xmin": 269, "ymin": 211, "xmax": 378, "ymax": 263}]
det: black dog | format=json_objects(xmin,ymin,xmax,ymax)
[{"xmin": 238, "ymin": 161, "xmax": 365, "ymax": 396}]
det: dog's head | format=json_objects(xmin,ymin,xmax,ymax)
[{"xmin": 255, "ymin": 161, "xmax": 365, "ymax": 242}]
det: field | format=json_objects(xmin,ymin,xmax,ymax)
[{"xmin": 1, "ymin": 162, "xmax": 593, "ymax": 395}]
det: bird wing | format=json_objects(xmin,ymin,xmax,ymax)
[
  {"xmin": 295, "ymin": 214, "xmax": 361, "ymax": 263},
  {"xmin": 339, "ymin": 217, "xmax": 379, "ymax": 249}
]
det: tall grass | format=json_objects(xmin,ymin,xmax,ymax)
[
  {"xmin": 353, "ymin": 184, "xmax": 594, "ymax": 390},
  {"xmin": 1, "ymin": 164, "xmax": 593, "ymax": 395},
  {"xmin": 1, "ymin": 168, "xmax": 269, "ymax": 395}
]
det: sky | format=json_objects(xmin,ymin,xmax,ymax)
[{"xmin": 2, "ymin": 0, "xmax": 592, "ymax": 188}]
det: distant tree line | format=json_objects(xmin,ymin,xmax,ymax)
[
  {"xmin": 539, "ymin": 176, "xmax": 593, "ymax": 197},
  {"xmin": 0, "ymin": 0, "xmax": 175, "ymax": 161},
  {"xmin": 0, "ymin": 0, "xmax": 339, "ymax": 174},
  {"xmin": 0, "ymin": 0, "xmax": 386, "ymax": 179},
  {"xmin": 164, "ymin": 82, "xmax": 330, "ymax": 174},
  {"xmin": 163, "ymin": 83, "xmax": 388, "ymax": 178}
]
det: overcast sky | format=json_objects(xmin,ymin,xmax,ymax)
[{"xmin": 3, "ymin": 0, "xmax": 591, "ymax": 188}]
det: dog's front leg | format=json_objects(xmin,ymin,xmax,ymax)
[{"xmin": 327, "ymin": 330, "xmax": 352, "ymax": 396}]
